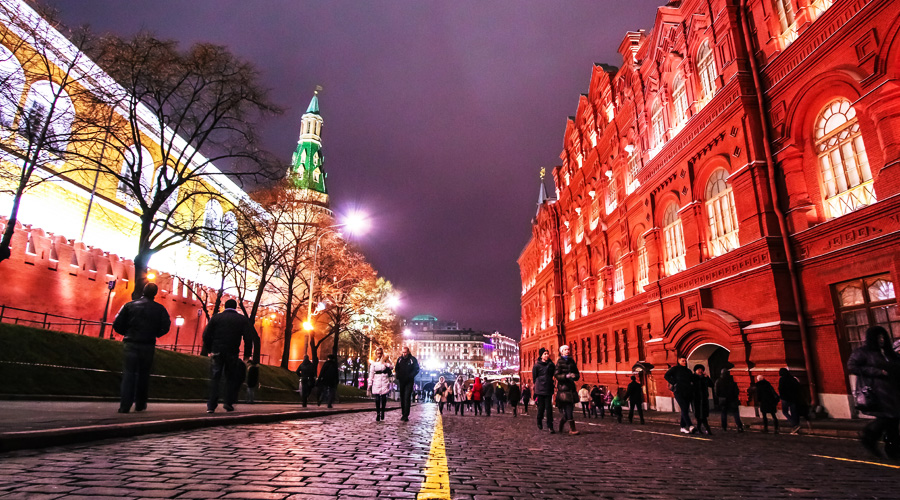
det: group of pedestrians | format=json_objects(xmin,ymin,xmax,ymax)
[
  {"xmin": 366, "ymin": 346, "xmax": 420, "ymax": 422},
  {"xmin": 112, "ymin": 284, "xmax": 260, "ymax": 414}
]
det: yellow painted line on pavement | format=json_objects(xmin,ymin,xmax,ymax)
[
  {"xmin": 633, "ymin": 429, "xmax": 712, "ymax": 441},
  {"xmin": 810, "ymin": 454, "xmax": 900, "ymax": 469},
  {"xmin": 417, "ymin": 411, "xmax": 450, "ymax": 500}
]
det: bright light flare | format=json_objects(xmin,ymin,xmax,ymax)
[
  {"xmin": 342, "ymin": 210, "xmax": 370, "ymax": 235},
  {"xmin": 303, "ymin": 320, "xmax": 314, "ymax": 331},
  {"xmin": 175, "ymin": 316, "xmax": 185, "ymax": 327},
  {"xmin": 403, "ymin": 328, "xmax": 413, "ymax": 337},
  {"xmin": 386, "ymin": 294, "xmax": 401, "ymax": 310}
]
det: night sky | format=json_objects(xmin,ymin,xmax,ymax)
[{"xmin": 51, "ymin": 1, "xmax": 662, "ymax": 339}]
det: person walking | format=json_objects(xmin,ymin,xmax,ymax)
[
  {"xmin": 848, "ymin": 326, "xmax": 900, "ymax": 458},
  {"xmin": 778, "ymin": 367, "xmax": 802, "ymax": 434},
  {"xmin": 508, "ymin": 381, "xmax": 521, "ymax": 417},
  {"xmin": 453, "ymin": 375, "xmax": 466, "ymax": 416},
  {"xmin": 296, "ymin": 355, "xmax": 316, "ymax": 407},
  {"xmin": 755, "ymin": 375, "xmax": 780, "ymax": 433},
  {"xmin": 578, "ymin": 384, "xmax": 591, "ymax": 418},
  {"xmin": 112, "ymin": 283, "xmax": 171, "ymax": 413},
  {"xmin": 609, "ymin": 388, "xmax": 625, "ymax": 423},
  {"xmin": 532, "ymin": 348, "xmax": 556, "ymax": 433},
  {"xmin": 481, "ymin": 378, "xmax": 494, "ymax": 417},
  {"xmin": 394, "ymin": 346, "xmax": 420, "ymax": 422},
  {"xmin": 496, "ymin": 383, "xmax": 507, "ymax": 414},
  {"xmin": 625, "ymin": 376, "xmax": 645, "ymax": 424},
  {"xmin": 367, "ymin": 347, "xmax": 393, "ymax": 421},
  {"xmin": 521, "ymin": 383, "xmax": 532, "ymax": 415},
  {"xmin": 317, "ymin": 354, "xmax": 339, "ymax": 408},
  {"xmin": 692, "ymin": 365, "xmax": 713, "ymax": 434},
  {"xmin": 665, "ymin": 356, "xmax": 695, "ymax": 434},
  {"xmin": 591, "ymin": 385, "xmax": 605, "ymax": 419},
  {"xmin": 555, "ymin": 344, "xmax": 581, "ymax": 435},
  {"xmin": 245, "ymin": 359, "xmax": 259, "ymax": 404},
  {"xmin": 201, "ymin": 299, "xmax": 257, "ymax": 413},
  {"xmin": 471, "ymin": 377, "xmax": 484, "ymax": 416},
  {"xmin": 434, "ymin": 376, "xmax": 449, "ymax": 415},
  {"xmin": 715, "ymin": 368, "xmax": 743, "ymax": 432}
]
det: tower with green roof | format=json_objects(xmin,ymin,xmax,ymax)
[{"xmin": 288, "ymin": 90, "xmax": 328, "ymax": 202}]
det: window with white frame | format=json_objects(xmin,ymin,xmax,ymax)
[
  {"xmin": 672, "ymin": 74, "xmax": 689, "ymax": 129},
  {"xmin": 626, "ymin": 148, "xmax": 642, "ymax": 195},
  {"xmin": 637, "ymin": 237, "xmax": 649, "ymax": 293},
  {"xmin": 663, "ymin": 203, "xmax": 686, "ymax": 276},
  {"xmin": 774, "ymin": 0, "xmax": 796, "ymax": 33},
  {"xmin": 581, "ymin": 286, "xmax": 589, "ymax": 317},
  {"xmin": 564, "ymin": 228, "xmax": 572, "ymax": 254},
  {"xmin": 816, "ymin": 99, "xmax": 875, "ymax": 219},
  {"xmin": 590, "ymin": 196, "xmax": 600, "ymax": 230},
  {"xmin": 117, "ymin": 145, "xmax": 155, "ymax": 207},
  {"xmin": 651, "ymin": 99, "xmax": 665, "ymax": 150},
  {"xmin": 705, "ymin": 168, "xmax": 740, "ymax": 257},
  {"xmin": 614, "ymin": 253, "xmax": 625, "ymax": 303},
  {"xmin": 19, "ymin": 80, "xmax": 75, "ymax": 155},
  {"xmin": 203, "ymin": 199, "xmax": 223, "ymax": 242},
  {"xmin": 595, "ymin": 276, "xmax": 605, "ymax": 311},
  {"xmin": 605, "ymin": 176, "xmax": 618, "ymax": 215},
  {"xmin": 697, "ymin": 42, "xmax": 717, "ymax": 105},
  {"xmin": 834, "ymin": 274, "xmax": 898, "ymax": 350},
  {"xmin": 575, "ymin": 213, "xmax": 584, "ymax": 243}
]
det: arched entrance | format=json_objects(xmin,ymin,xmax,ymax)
[{"xmin": 688, "ymin": 343, "xmax": 731, "ymax": 408}]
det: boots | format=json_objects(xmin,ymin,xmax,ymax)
[
  {"xmin": 558, "ymin": 420, "xmax": 566, "ymax": 434},
  {"xmin": 569, "ymin": 421, "xmax": 580, "ymax": 435}
]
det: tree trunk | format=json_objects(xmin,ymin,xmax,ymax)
[
  {"xmin": 213, "ymin": 274, "xmax": 226, "ymax": 314},
  {"xmin": 280, "ymin": 279, "xmax": 295, "ymax": 369},
  {"xmin": 0, "ymin": 179, "xmax": 26, "ymax": 263},
  {"xmin": 132, "ymin": 250, "xmax": 152, "ymax": 299}
]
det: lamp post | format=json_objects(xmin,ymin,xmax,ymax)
[
  {"xmin": 174, "ymin": 315, "xmax": 185, "ymax": 350},
  {"xmin": 98, "ymin": 279, "xmax": 116, "ymax": 339}
]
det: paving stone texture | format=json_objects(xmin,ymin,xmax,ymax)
[{"xmin": 1, "ymin": 405, "xmax": 899, "ymax": 499}]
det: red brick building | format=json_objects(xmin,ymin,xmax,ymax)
[{"xmin": 518, "ymin": 0, "xmax": 900, "ymax": 419}]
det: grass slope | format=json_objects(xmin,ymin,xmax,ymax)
[{"xmin": 0, "ymin": 324, "xmax": 364, "ymax": 402}]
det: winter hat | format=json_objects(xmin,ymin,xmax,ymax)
[
  {"xmin": 538, "ymin": 347, "xmax": 547, "ymax": 356},
  {"xmin": 693, "ymin": 364, "xmax": 705, "ymax": 372}
]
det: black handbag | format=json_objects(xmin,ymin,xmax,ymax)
[{"xmin": 855, "ymin": 379, "xmax": 879, "ymax": 414}]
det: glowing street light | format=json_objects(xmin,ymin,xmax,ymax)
[{"xmin": 174, "ymin": 315, "xmax": 185, "ymax": 348}]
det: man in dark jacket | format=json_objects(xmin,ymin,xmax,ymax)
[
  {"xmin": 201, "ymin": 299, "xmax": 257, "ymax": 413},
  {"xmin": 395, "ymin": 346, "xmax": 420, "ymax": 421},
  {"xmin": 507, "ymin": 382, "xmax": 521, "ymax": 417},
  {"xmin": 625, "ymin": 375, "xmax": 645, "ymax": 424},
  {"xmin": 296, "ymin": 355, "xmax": 317, "ymax": 407},
  {"xmin": 521, "ymin": 384, "xmax": 532, "ymax": 415},
  {"xmin": 482, "ymin": 380, "xmax": 495, "ymax": 417},
  {"xmin": 555, "ymin": 344, "xmax": 581, "ymax": 435},
  {"xmin": 692, "ymin": 365, "xmax": 713, "ymax": 434},
  {"xmin": 715, "ymin": 368, "xmax": 743, "ymax": 432},
  {"xmin": 664, "ymin": 356, "xmax": 694, "ymax": 433},
  {"xmin": 755, "ymin": 375, "xmax": 780, "ymax": 433},
  {"xmin": 112, "ymin": 283, "xmax": 171, "ymax": 413},
  {"xmin": 778, "ymin": 367, "xmax": 802, "ymax": 433},
  {"xmin": 317, "ymin": 354, "xmax": 340, "ymax": 407},
  {"xmin": 848, "ymin": 326, "xmax": 900, "ymax": 458},
  {"xmin": 532, "ymin": 348, "xmax": 556, "ymax": 433},
  {"xmin": 591, "ymin": 385, "xmax": 605, "ymax": 418}
]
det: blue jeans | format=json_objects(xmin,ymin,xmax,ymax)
[
  {"xmin": 781, "ymin": 400, "xmax": 800, "ymax": 426},
  {"xmin": 675, "ymin": 393, "xmax": 694, "ymax": 429}
]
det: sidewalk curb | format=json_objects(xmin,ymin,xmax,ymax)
[{"xmin": 0, "ymin": 406, "xmax": 398, "ymax": 453}]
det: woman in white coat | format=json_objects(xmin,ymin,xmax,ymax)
[
  {"xmin": 368, "ymin": 347, "xmax": 393, "ymax": 421},
  {"xmin": 434, "ymin": 376, "xmax": 449, "ymax": 414},
  {"xmin": 453, "ymin": 375, "xmax": 466, "ymax": 416}
]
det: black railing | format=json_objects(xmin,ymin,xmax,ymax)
[{"xmin": 0, "ymin": 304, "xmax": 108, "ymax": 337}]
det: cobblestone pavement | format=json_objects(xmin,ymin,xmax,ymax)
[{"xmin": 2, "ymin": 404, "xmax": 900, "ymax": 499}]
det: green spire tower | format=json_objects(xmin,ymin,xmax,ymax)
[{"xmin": 288, "ymin": 90, "xmax": 328, "ymax": 200}]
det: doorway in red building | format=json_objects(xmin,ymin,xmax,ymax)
[{"xmin": 687, "ymin": 343, "xmax": 731, "ymax": 408}]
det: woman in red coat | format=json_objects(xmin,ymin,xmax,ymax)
[{"xmin": 472, "ymin": 377, "xmax": 484, "ymax": 416}]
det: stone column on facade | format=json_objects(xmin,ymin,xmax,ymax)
[
  {"xmin": 642, "ymin": 227, "xmax": 662, "ymax": 284},
  {"xmin": 621, "ymin": 251, "xmax": 635, "ymax": 299},
  {"xmin": 776, "ymin": 144, "xmax": 816, "ymax": 233},
  {"xmin": 677, "ymin": 201, "xmax": 704, "ymax": 268},
  {"xmin": 728, "ymin": 162, "xmax": 767, "ymax": 244},
  {"xmin": 861, "ymin": 85, "xmax": 900, "ymax": 200}
]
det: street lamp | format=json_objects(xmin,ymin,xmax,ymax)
[
  {"xmin": 304, "ymin": 213, "xmax": 370, "ymax": 331},
  {"xmin": 98, "ymin": 279, "xmax": 116, "ymax": 339},
  {"xmin": 174, "ymin": 315, "xmax": 185, "ymax": 350}
]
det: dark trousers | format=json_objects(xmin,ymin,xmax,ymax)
[
  {"xmin": 318, "ymin": 384, "xmax": 336, "ymax": 407},
  {"xmin": 208, "ymin": 354, "xmax": 243, "ymax": 411},
  {"xmin": 536, "ymin": 395, "xmax": 553, "ymax": 429},
  {"xmin": 398, "ymin": 381, "xmax": 414, "ymax": 418},
  {"xmin": 473, "ymin": 400, "xmax": 483, "ymax": 415},
  {"xmin": 499, "ymin": 400, "xmax": 506, "ymax": 413},
  {"xmin": 864, "ymin": 417, "xmax": 900, "ymax": 451},
  {"xmin": 581, "ymin": 401, "xmax": 590, "ymax": 417},
  {"xmin": 523, "ymin": 399, "xmax": 530, "ymax": 414},
  {"xmin": 781, "ymin": 400, "xmax": 800, "ymax": 427},
  {"xmin": 593, "ymin": 400, "xmax": 605, "ymax": 418},
  {"xmin": 455, "ymin": 401, "xmax": 465, "ymax": 415},
  {"xmin": 300, "ymin": 380, "xmax": 314, "ymax": 407},
  {"xmin": 761, "ymin": 409, "xmax": 779, "ymax": 431},
  {"xmin": 120, "ymin": 343, "xmax": 155, "ymax": 411},
  {"xmin": 721, "ymin": 406, "xmax": 743, "ymax": 430},
  {"xmin": 374, "ymin": 393, "xmax": 388, "ymax": 416},
  {"xmin": 629, "ymin": 401, "xmax": 644, "ymax": 423},
  {"xmin": 675, "ymin": 393, "xmax": 694, "ymax": 429},
  {"xmin": 511, "ymin": 403, "xmax": 518, "ymax": 416},
  {"xmin": 438, "ymin": 401, "xmax": 445, "ymax": 413},
  {"xmin": 483, "ymin": 397, "xmax": 492, "ymax": 416},
  {"xmin": 559, "ymin": 402, "xmax": 575, "ymax": 430}
]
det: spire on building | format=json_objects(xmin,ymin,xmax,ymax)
[
  {"xmin": 288, "ymin": 88, "xmax": 327, "ymax": 198},
  {"xmin": 536, "ymin": 167, "xmax": 551, "ymax": 216}
]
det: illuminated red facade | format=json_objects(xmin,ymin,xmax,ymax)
[{"xmin": 518, "ymin": 0, "xmax": 900, "ymax": 418}]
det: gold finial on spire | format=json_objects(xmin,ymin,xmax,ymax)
[{"xmin": 540, "ymin": 167, "xmax": 546, "ymax": 180}]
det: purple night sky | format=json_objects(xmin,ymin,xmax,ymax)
[{"xmin": 50, "ymin": 1, "xmax": 662, "ymax": 339}]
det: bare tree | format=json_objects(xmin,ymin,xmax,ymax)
[
  {"xmin": 0, "ymin": 4, "xmax": 112, "ymax": 263},
  {"xmin": 77, "ymin": 32, "xmax": 281, "ymax": 298}
]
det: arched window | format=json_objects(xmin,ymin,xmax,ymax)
[
  {"xmin": 221, "ymin": 210, "xmax": 238, "ymax": 251},
  {"xmin": 774, "ymin": 0, "xmax": 796, "ymax": 33},
  {"xmin": 636, "ymin": 236, "xmax": 649, "ymax": 293},
  {"xmin": 705, "ymin": 168, "xmax": 740, "ymax": 257},
  {"xmin": 605, "ymin": 176, "xmax": 618, "ymax": 215},
  {"xmin": 672, "ymin": 74, "xmax": 689, "ymax": 129},
  {"xmin": 697, "ymin": 42, "xmax": 717, "ymax": 104},
  {"xmin": 155, "ymin": 166, "xmax": 180, "ymax": 215},
  {"xmin": 816, "ymin": 99, "xmax": 875, "ymax": 218},
  {"xmin": 613, "ymin": 250, "xmax": 625, "ymax": 303},
  {"xmin": 595, "ymin": 274, "xmax": 605, "ymax": 311},
  {"xmin": 19, "ymin": 80, "xmax": 75, "ymax": 154},
  {"xmin": 663, "ymin": 203, "xmax": 686, "ymax": 276},
  {"xmin": 203, "ymin": 199, "xmax": 223, "ymax": 241},
  {"xmin": 575, "ymin": 213, "xmax": 584, "ymax": 243},
  {"xmin": 0, "ymin": 45, "xmax": 25, "ymax": 128},
  {"xmin": 117, "ymin": 145, "xmax": 155, "ymax": 206},
  {"xmin": 590, "ymin": 195, "xmax": 600, "ymax": 230},
  {"xmin": 540, "ymin": 289, "xmax": 547, "ymax": 329},
  {"xmin": 651, "ymin": 99, "xmax": 665, "ymax": 150}
]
